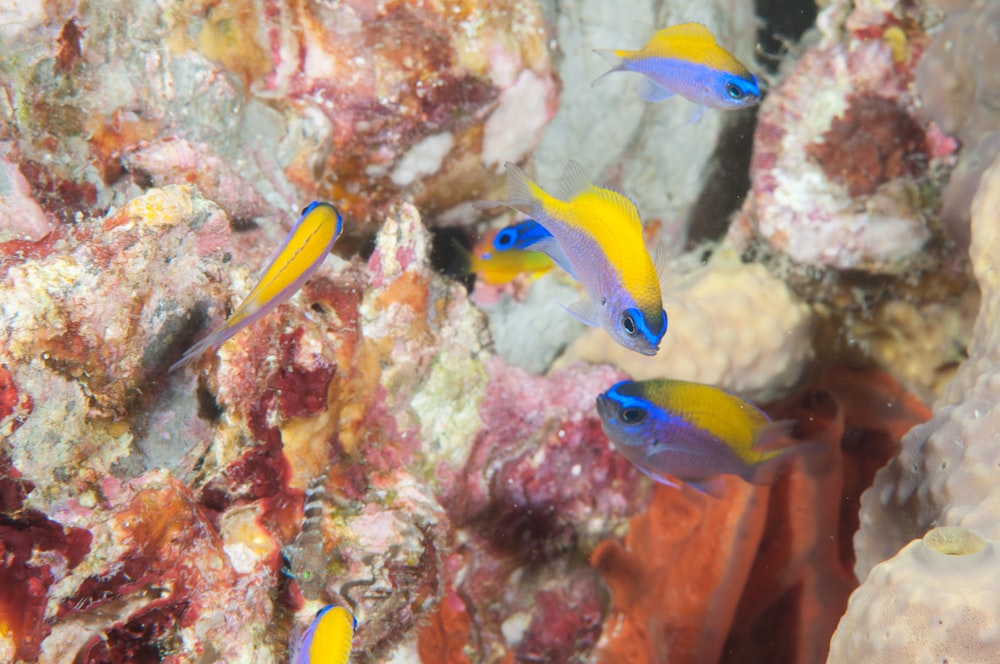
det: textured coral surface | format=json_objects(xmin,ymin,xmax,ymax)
[
  {"xmin": 853, "ymin": 152, "xmax": 1000, "ymax": 576},
  {"xmin": 0, "ymin": 0, "xmax": 982, "ymax": 661}
]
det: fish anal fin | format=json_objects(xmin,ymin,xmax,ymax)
[
  {"xmin": 561, "ymin": 299, "xmax": 599, "ymax": 327},
  {"xmin": 637, "ymin": 77, "xmax": 675, "ymax": 103},
  {"xmin": 634, "ymin": 464, "xmax": 682, "ymax": 490},
  {"xmin": 685, "ymin": 476, "xmax": 729, "ymax": 499}
]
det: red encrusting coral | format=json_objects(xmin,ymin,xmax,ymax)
[
  {"xmin": 60, "ymin": 475, "xmax": 252, "ymax": 661},
  {"xmin": 590, "ymin": 368, "xmax": 931, "ymax": 664},
  {"xmin": 0, "ymin": 452, "xmax": 92, "ymax": 662},
  {"xmin": 806, "ymin": 94, "xmax": 927, "ymax": 197}
]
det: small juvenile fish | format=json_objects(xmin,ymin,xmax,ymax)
[
  {"xmin": 292, "ymin": 604, "xmax": 357, "ymax": 664},
  {"xmin": 170, "ymin": 201, "xmax": 342, "ymax": 371},
  {"xmin": 494, "ymin": 161, "xmax": 666, "ymax": 355},
  {"xmin": 593, "ymin": 22, "xmax": 761, "ymax": 118},
  {"xmin": 466, "ymin": 247, "xmax": 555, "ymax": 286},
  {"xmin": 492, "ymin": 219, "xmax": 551, "ymax": 252},
  {"xmin": 596, "ymin": 379, "xmax": 819, "ymax": 497}
]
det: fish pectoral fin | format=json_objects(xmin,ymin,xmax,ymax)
[
  {"xmin": 636, "ymin": 77, "xmax": 675, "ymax": 103},
  {"xmin": 530, "ymin": 236, "xmax": 577, "ymax": 280},
  {"xmin": 685, "ymin": 103, "xmax": 706, "ymax": 124},
  {"xmin": 561, "ymin": 299, "xmax": 599, "ymax": 327}
]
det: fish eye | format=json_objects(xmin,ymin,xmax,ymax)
[
  {"xmin": 725, "ymin": 82, "xmax": 745, "ymax": 100},
  {"xmin": 495, "ymin": 230, "xmax": 515, "ymax": 249},
  {"xmin": 622, "ymin": 312, "xmax": 637, "ymax": 336},
  {"xmin": 620, "ymin": 406, "xmax": 646, "ymax": 424}
]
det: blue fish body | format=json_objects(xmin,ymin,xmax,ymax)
[
  {"xmin": 594, "ymin": 22, "xmax": 760, "ymax": 113},
  {"xmin": 596, "ymin": 379, "xmax": 814, "ymax": 496}
]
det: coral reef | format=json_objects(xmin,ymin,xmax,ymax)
[
  {"xmin": 828, "ymin": 527, "xmax": 1000, "ymax": 662},
  {"xmin": 739, "ymin": 0, "xmax": 943, "ymax": 273},
  {"xmin": 557, "ymin": 249, "xmax": 813, "ymax": 402},
  {"xmin": 852, "ymin": 152, "xmax": 1000, "ymax": 579},
  {"xmin": 916, "ymin": 0, "xmax": 1000, "ymax": 248},
  {"xmin": 1, "ymin": 0, "xmax": 983, "ymax": 661},
  {"xmin": 0, "ymin": 0, "xmax": 557, "ymax": 238}
]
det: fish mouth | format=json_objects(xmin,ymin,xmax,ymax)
[{"xmin": 595, "ymin": 394, "xmax": 614, "ymax": 422}]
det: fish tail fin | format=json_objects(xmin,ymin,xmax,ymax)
[
  {"xmin": 591, "ymin": 49, "xmax": 629, "ymax": 87},
  {"xmin": 502, "ymin": 162, "xmax": 546, "ymax": 211},
  {"xmin": 746, "ymin": 422, "xmax": 831, "ymax": 486},
  {"xmin": 169, "ymin": 326, "xmax": 227, "ymax": 372},
  {"xmin": 448, "ymin": 237, "xmax": 476, "ymax": 277}
]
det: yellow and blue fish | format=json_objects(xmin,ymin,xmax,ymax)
[
  {"xmin": 464, "ymin": 247, "xmax": 555, "ymax": 286},
  {"xmin": 496, "ymin": 161, "xmax": 666, "ymax": 355},
  {"xmin": 170, "ymin": 201, "xmax": 342, "ymax": 371},
  {"xmin": 291, "ymin": 604, "xmax": 357, "ymax": 664},
  {"xmin": 596, "ymin": 379, "xmax": 820, "ymax": 497},
  {"xmin": 593, "ymin": 22, "xmax": 760, "ymax": 117}
]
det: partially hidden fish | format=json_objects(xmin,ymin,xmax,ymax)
[
  {"xmin": 491, "ymin": 218, "xmax": 572, "ymax": 280},
  {"xmin": 464, "ymin": 247, "xmax": 555, "ymax": 286},
  {"xmin": 596, "ymin": 378, "xmax": 822, "ymax": 497},
  {"xmin": 291, "ymin": 604, "xmax": 357, "ymax": 664},
  {"xmin": 170, "ymin": 201, "xmax": 342, "ymax": 371},
  {"xmin": 492, "ymin": 219, "xmax": 552, "ymax": 252},
  {"xmin": 593, "ymin": 22, "xmax": 761, "ymax": 118},
  {"xmin": 494, "ymin": 161, "xmax": 667, "ymax": 355}
]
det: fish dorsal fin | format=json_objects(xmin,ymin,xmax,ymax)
[
  {"xmin": 556, "ymin": 160, "xmax": 593, "ymax": 201},
  {"xmin": 653, "ymin": 22, "xmax": 715, "ymax": 43}
]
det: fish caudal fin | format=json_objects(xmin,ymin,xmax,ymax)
[
  {"xmin": 502, "ymin": 162, "xmax": 542, "ymax": 212},
  {"xmin": 745, "ymin": 422, "xmax": 830, "ymax": 487},
  {"xmin": 591, "ymin": 49, "xmax": 628, "ymax": 87}
]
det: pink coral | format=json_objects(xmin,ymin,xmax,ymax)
[{"xmin": 742, "ymin": 6, "xmax": 941, "ymax": 272}]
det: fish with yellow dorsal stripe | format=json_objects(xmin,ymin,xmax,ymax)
[
  {"xmin": 292, "ymin": 604, "xmax": 357, "ymax": 664},
  {"xmin": 593, "ymin": 22, "xmax": 760, "ymax": 117},
  {"xmin": 596, "ymin": 378, "xmax": 823, "ymax": 497},
  {"xmin": 170, "ymin": 201, "xmax": 342, "ymax": 371},
  {"xmin": 496, "ymin": 161, "xmax": 667, "ymax": 355}
]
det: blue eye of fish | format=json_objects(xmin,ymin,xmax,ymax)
[
  {"xmin": 725, "ymin": 82, "xmax": 744, "ymax": 100},
  {"xmin": 620, "ymin": 406, "xmax": 646, "ymax": 424},
  {"xmin": 622, "ymin": 311, "xmax": 637, "ymax": 336}
]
